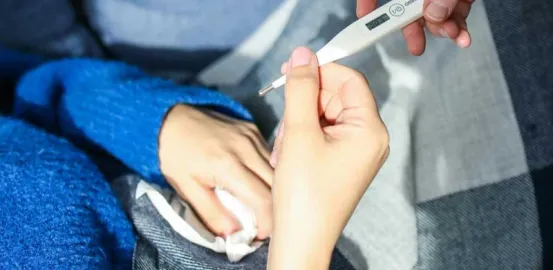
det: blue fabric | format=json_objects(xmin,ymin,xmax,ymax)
[
  {"xmin": 0, "ymin": 46, "xmax": 42, "ymax": 79},
  {"xmin": 483, "ymin": 0, "xmax": 553, "ymax": 267},
  {"xmin": 0, "ymin": 48, "xmax": 252, "ymax": 269},
  {"xmin": 83, "ymin": 0, "xmax": 284, "ymax": 74},
  {"xmin": 0, "ymin": 116, "xmax": 136, "ymax": 269},
  {"xmin": 0, "ymin": 0, "xmax": 283, "ymax": 76},
  {"xmin": 0, "ymin": 0, "xmax": 105, "ymax": 58},
  {"xmin": 11, "ymin": 57, "xmax": 252, "ymax": 186}
]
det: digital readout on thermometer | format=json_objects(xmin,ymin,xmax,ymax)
[
  {"xmin": 365, "ymin": 13, "xmax": 390, "ymax": 30},
  {"xmin": 259, "ymin": 0, "xmax": 424, "ymax": 97}
]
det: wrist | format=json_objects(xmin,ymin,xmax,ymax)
[
  {"xmin": 267, "ymin": 221, "xmax": 337, "ymax": 270},
  {"xmin": 268, "ymin": 239, "xmax": 332, "ymax": 270}
]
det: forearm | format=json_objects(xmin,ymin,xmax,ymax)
[{"xmin": 267, "ymin": 208, "xmax": 343, "ymax": 270}]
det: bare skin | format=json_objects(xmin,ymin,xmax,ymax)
[
  {"xmin": 159, "ymin": 105, "xmax": 273, "ymax": 239},
  {"xmin": 357, "ymin": 0, "xmax": 474, "ymax": 56},
  {"xmin": 268, "ymin": 47, "xmax": 390, "ymax": 270}
]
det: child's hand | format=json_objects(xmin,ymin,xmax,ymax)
[
  {"xmin": 268, "ymin": 47, "xmax": 389, "ymax": 270},
  {"xmin": 159, "ymin": 105, "xmax": 273, "ymax": 239}
]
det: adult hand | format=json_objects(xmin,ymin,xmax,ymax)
[
  {"xmin": 158, "ymin": 104, "xmax": 273, "ymax": 239},
  {"xmin": 267, "ymin": 47, "xmax": 390, "ymax": 270},
  {"xmin": 357, "ymin": 0, "xmax": 473, "ymax": 55}
]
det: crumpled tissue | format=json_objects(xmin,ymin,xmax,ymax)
[{"xmin": 135, "ymin": 180, "xmax": 264, "ymax": 262}]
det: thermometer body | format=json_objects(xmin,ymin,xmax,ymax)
[{"xmin": 259, "ymin": 0, "xmax": 424, "ymax": 96}]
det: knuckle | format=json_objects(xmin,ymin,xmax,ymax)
[
  {"xmin": 236, "ymin": 136, "xmax": 254, "ymax": 150},
  {"xmin": 257, "ymin": 225, "xmax": 273, "ymax": 240},
  {"xmin": 373, "ymin": 124, "xmax": 390, "ymax": 156},
  {"xmin": 216, "ymin": 152, "xmax": 240, "ymax": 171},
  {"xmin": 378, "ymin": 125, "xmax": 390, "ymax": 146},
  {"xmin": 362, "ymin": 122, "xmax": 390, "ymax": 157},
  {"xmin": 211, "ymin": 216, "xmax": 236, "ymax": 235},
  {"xmin": 229, "ymin": 133, "xmax": 251, "ymax": 148},
  {"xmin": 241, "ymin": 124, "xmax": 261, "ymax": 139},
  {"xmin": 243, "ymin": 121, "xmax": 258, "ymax": 131},
  {"xmin": 383, "ymin": 144, "xmax": 391, "ymax": 161},
  {"xmin": 255, "ymin": 203, "xmax": 273, "ymax": 239},
  {"xmin": 349, "ymin": 70, "xmax": 369, "ymax": 86}
]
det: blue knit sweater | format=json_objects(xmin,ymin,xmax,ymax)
[{"xmin": 0, "ymin": 48, "xmax": 252, "ymax": 269}]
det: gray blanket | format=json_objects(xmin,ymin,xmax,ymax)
[
  {"xmin": 226, "ymin": 0, "xmax": 551, "ymax": 269},
  {"xmin": 3, "ymin": 0, "xmax": 551, "ymax": 269}
]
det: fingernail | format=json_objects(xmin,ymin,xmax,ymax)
[
  {"xmin": 426, "ymin": 2, "xmax": 449, "ymax": 21},
  {"xmin": 456, "ymin": 37, "xmax": 470, "ymax": 48},
  {"xmin": 289, "ymin": 47, "xmax": 313, "ymax": 67}
]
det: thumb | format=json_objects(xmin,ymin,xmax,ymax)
[
  {"xmin": 283, "ymin": 47, "xmax": 321, "ymax": 133},
  {"xmin": 424, "ymin": 0, "xmax": 459, "ymax": 22}
]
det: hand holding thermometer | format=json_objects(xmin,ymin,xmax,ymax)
[{"xmin": 258, "ymin": 0, "xmax": 424, "ymax": 96}]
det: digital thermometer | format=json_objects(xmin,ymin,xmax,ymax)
[{"xmin": 258, "ymin": 0, "xmax": 424, "ymax": 96}]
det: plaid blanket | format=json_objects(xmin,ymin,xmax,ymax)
[
  {"xmin": 1, "ymin": 0, "xmax": 549, "ymax": 268},
  {"xmin": 220, "ymin": 0, "xmax": 552, "ymax": 269}
]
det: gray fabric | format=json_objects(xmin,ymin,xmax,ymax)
[
  {"xmin": 111, "ymin": 175, "xmax": 356, "ymax": 270},
  {"xmin": 414, "ymin": 175, "xmax": 542, "ymax": 269},
  {"xmin": 3, "ymin": 0, "xmax": 544, "ymax": 268},
  {"xmin": 221, "ymin": 0, "xmax": 358, "ymax": 139},
  {"xmin": 0, "ymin": 0, "xmax": 104, "ymax": 58},
  {"xmin": 82, "ymin": 0, "xmax": 284, "ymax": 78},
  {"xmin": 220, "ymin": 0, "xmax": 419, "ymax": 268},
  {"xmin": 410, "ymin": 2, "xmax": 527, "ymax": 202},
  {"xmin": 0, "ymin": 0, "xmax": 283, "ymax": 83},
  {"xmin": 217, "ymin": 0, "xmax": 537, "ymax": 269}
]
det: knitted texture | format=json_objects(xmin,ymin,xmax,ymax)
[
  {"xmin": 12, "ymin": 58, "xmax": 253, "ymax": 186},
  {"xmin": 0, "ymin": 48, "xmax": 252, "ymax": 269},
  {"xmin": 0, "ymin": 116, "xmax": 136, "ymax": 269}
]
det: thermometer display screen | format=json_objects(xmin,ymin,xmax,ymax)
[{"xmin": 365, "ymin": 13, "xmax": 390, "ymax": 30}]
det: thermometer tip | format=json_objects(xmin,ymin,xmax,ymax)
[{"xmin": 258, "ymin": 85, "xmax": 274, "ymax": 96}]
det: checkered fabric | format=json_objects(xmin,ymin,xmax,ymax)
[{"xmin": 224, "ymin": 0, "xmax": 553, "ymax": 269}]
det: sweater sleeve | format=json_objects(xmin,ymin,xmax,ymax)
[{"xmin": 12, "ymin": 59, "xmax": 253, "ymax": 185}]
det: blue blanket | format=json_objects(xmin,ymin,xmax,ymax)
[
  {"xmin": 484, "ymin": 0, "xmax": 553, "ymax": 267},
  {"xmin": 1, "ymin": 0, "xmax": 553, "ymax": 268},
  {"xmin": 0, "ymin": 48, "xmax": 251, "ymax": 269}
]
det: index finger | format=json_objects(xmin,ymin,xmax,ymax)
[
  {"xmin": 356, "ymin": 0, "xmax": 378, "ymax": 18},
  {"xmin": 216, "ymin": 160, "xmax": 273, "ymax": 239},
  {"xmin": 319, "ymin": 63, "xmax": 376, "ymax": 110},
  {"xmin": 317, "ymin": 63, "xmax": 381, "ymax": 127}
]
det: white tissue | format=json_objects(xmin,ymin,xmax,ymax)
[{"xmin": 135, "ymin": 181, "xmax": 263, "ymax": 262}]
